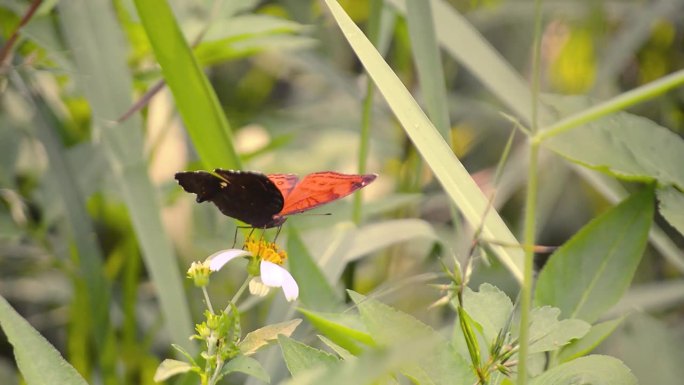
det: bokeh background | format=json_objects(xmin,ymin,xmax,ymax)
[{"xmin": 1, "ymin": 0, "xmax": 683, "ymax": 384}]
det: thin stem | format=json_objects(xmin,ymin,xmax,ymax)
[
  {"xmin": 518, "ymin": 0, "xmax": 544, "ymax": 383},
  {"xmin": 0, "ymin": 0, "xmax": 42, "ymax": 73},
  {"xmin": 353, "ymin": 0, "xmax": 382, "ymax": 224},
  {"xmin": 201, "ymin": 286, "xmax": 214, "ymax": 314},
  {"xmin": 224, "ymin": 276, "xmax": 251, "ymax": 313},
  {"xmin": 534, "ymin": 68, "xmax": 684, "ymax": 143}
]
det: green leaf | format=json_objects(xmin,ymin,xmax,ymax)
[
  {"xmin": 535, "ymin": 187, "xmax": 654, "ymax": 323},
  {"xmin": 529, "ymin": 355, "xmax": 637, "ymax": 385},
  {"xmin": 282, "ymin": 339, "xmax": 442, "ymax": 385},
  {"xmin": 657, "ymin": 186, "xmax": 684, "ymax": 238},
  {"xmin": 29, "ymin": 88, "xmax": 112, "ymax": 358},
  {"xmin": 287, "ymin": 228, "xmax": 342, "ymax": 312},
  {"xmin": 525, "ymin": 307, "xmax": 590, "ymax": 354},
  {"xmin": 462, "ymin": 283, "xmax": 513, "ymax": 344},
  {"xmin": 221, "ymin": 354, "xmax": 270, "ymax": 383},
  {"xmin": 557, "ymin": 317, "xmax": 625, "ymax": 363},
  {"xmin": 298, "ymin": 308, "xmax": 374, "ymax": 355},
  {"xmin": 322, "ymin": 0, "xmax": 524, "ymax": 282},
  {"xmin": 239, "ymin": 319, "xmax": 302, "ymax": 356},
  {"xmin": 58, "ymin": 0, "xmax": 194, "ymax": 352},
  {"xmin": 543, "ymin": 96, "xmax": 684, "ymax": 189},
  {"xmin": 0, "ymin": 295, "xmax": 89, "ymax": 385},
  {"xmin": 317, "ymin": 335, "xmax": 355, "ymax": 361},
  {"xmin": 279, "ymin": 335, "xmax": 340, "ymax": 377},
  {"xmin": 132, "ymin": 0, "xmax": 240, "ymax": 169},
  {"xmin": 153, "ymin": 359, "xmax": 194, "ymax": 382},
  {"xmin": 405, "ymin": 0, "xmax": 450, "ymax": 138},
  {"xmin": 350, "ymin": 291, "xmax": 475, "ymax": 385}
]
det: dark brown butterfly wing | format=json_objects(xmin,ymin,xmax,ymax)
[
  {"xmin": 175, "ymin": 169, "xmax": 284, "ymax": 228},
  {"xmin": 278, "ymin": 172, "xmax": 377, "ymax": 216}
]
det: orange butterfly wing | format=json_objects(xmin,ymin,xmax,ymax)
[
  {"xmin": 266, "ymin": 173, "xmax": 299, "ymax": 200},
  {"xmin": 278, "ymin": 172, "xmax": 377, "ymax": 216}
]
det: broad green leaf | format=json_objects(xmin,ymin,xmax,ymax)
[
  {"xmin": 282, "ymin": 339, "xmax": 441, "ymax": 385},
  {"xmin": 350, "ymin": 291, "xmax": 475, "ymax": 385},
  {"xmin": 239, "ymin": 319, "xmax": 302, "ymax": 356},
  {"xmin": 298, "ymin": 308, "xmax": 373, "ymax": 355},
  {"xmin": 557, "ymin": 317, "xmax": 625, "ymax": 363},
  {"xmin": 153, "ymin": 359, "xmax": 193, "ymax": 382},
  {"xmin": 279, "ymin": 335, "xmax": 340, "ymax": 377},
  {"xmin": 221, "ymin": 354, "xmax": 270, "ymax": 383},
  {"xmin": 318, "ymin": 335, "xmax": 355, "ymax": 361},
  {"xmin": 657, "ymin": 186, "xmax": 684, "ymax": 238},
  {"xmin": 133, "ymin": 0, "xmax": 240, "ymax": 169},
  {"xmin": 58, "ymin": 0, "xmax": 194, "ymax": 352},
  {"xmin": 525, "ymin": 307, "xmax": 590, "ymax": 354},
  {"xmin": 529, "ymin": 355, "xmax": 637, "ymax": 385},
  {"xmin": 287, "ymin": 228, "xmax": 342, "ymax": 312},
  {"xmin": 535, "ymin": 187, "xmax": 654, "ymax": 323},
  {"xmin": 543, "ymin": 96, "xmax": 684, "ymax": 189},
  {"xmin": 0, "ymin": 295, "xmax": 89, "ymax": 385},
  {"xmin": 322, "ymin": 0, "xmax": 524, "ymax": 282},
  {"xmin": 462, "ymin": 283, "xmax": 513, "ymax": 344}
]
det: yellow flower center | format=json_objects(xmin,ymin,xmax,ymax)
[{"xmin": 244, "ymin": 238, "xmax": 288, "ymax": 265}]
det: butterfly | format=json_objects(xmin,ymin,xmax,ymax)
[{"xmin": 174, "ymin": 169, "xmax": 377, "ymax": 229}]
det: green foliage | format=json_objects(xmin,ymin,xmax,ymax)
[
  {"xmin": 0, "ymin": 295, "xmax": 89, "ymax": 385},
  {"xmin": 1, "ymin": 0, "xmax": 682, "ymax": 384},
  {"xmin": 535, "ymin": 187, "xmax": 654, "ymax": 323},
  {"xmin": 543, "ymin": 96, "xmax": 684, "ymax": 189},
  {"xmin": 528, "ymin": 355, "xmax": 638, "ymax": 385},
  {"xmin": 279, "ymin": 335, "xmax": 340, "ymax": 376}
]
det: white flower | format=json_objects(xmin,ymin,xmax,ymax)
[
  {"xmin": 207, "ymin": 249, "xmax": 251, "ymax": 271},
  {"xmin": 206, "ymin": 248, "xmax": 299, "ymax": 302},
  {"xmin": 256, "ymin": 260, "xmax": 299, "ymax": 302}
]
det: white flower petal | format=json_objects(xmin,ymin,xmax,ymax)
[
  {"xmin": 260, "ymin": 261, "xmax": 286, "ymax": 286},
  {"xmin": 249, "ymin": 277, "xmax": 270, "ymax": 297},
  {"xmin": 259, "ymin": 261, "xmax": 299, "ymax": 302},
  {"xmin": 206, "ymin": 249, "xmax": 251, "ymax": 271},
  {"xmin": 281, "ymin": 272, "xmax": 299, "ymax": 302}
]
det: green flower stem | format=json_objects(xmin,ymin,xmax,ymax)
[
  {"xmin": 202, "ymin": 286, "xmax": 214, "ymax": 314},
  {"xmin": 208, "ymin": 357, "xmax": 224, "ymax": 385},
  {"xmin": 534, "ymin": 68, "xmax": 684, "ymax": 143},
  {"xmin": 518, "ymin": 1, "xmax": 543, "ymax": 383},
  {"xmin": 224, "ymin": 276, "xmax": 252, "ymax": 314}
]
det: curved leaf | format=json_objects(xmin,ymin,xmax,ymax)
[
  {"xmin": 535, "ymin": 187, "xmax": 654, "ymax": 323},
  {"xmin": 0, "ymin": 295, "xmax": 89, "ymax": 385},
  {"xmin": 529, "ymin": 355, "xmax": 637, "ymax": 385}
]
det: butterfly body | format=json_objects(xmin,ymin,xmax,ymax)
[{"xmin": 175, "ymin": 169, "xmax": 376, "ymax": 228}]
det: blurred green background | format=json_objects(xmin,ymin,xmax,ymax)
[{"xmin": 1, "ymin": 0, "xmax": 683, "ymax": 384}]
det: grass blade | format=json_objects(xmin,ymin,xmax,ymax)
[
  {"xmin": 58, "ymin": 0, "xmax": 194, "ymax": 352},
  {"xmin": 133, "ymin": 0, "xmax": 240, "ymax": 169},
  {"xmin": 0, "ymin": 295, "xmax": 89, "ymax": 385},
  {"xmin": 322, "ymin": 0, "xmax": 524, "ymax": 281}
]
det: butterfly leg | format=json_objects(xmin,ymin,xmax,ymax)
[
  {"xmin": 273, "ymin": 225, "xmax": 284, "ymax": 244},
  {"xmin": 232, "ymin": 226, "xmax": 255, "ymax": 248}
]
